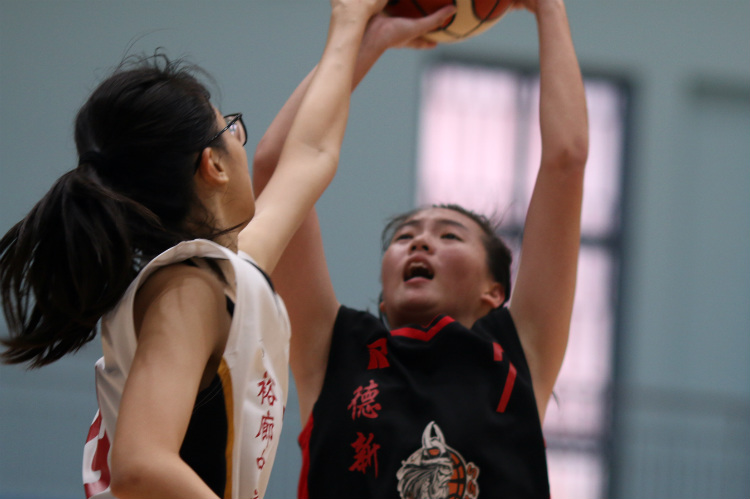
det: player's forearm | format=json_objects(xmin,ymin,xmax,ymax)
[
  {"xmin": 278, "ymin": 16, "xmax": 365, "ymax": 185},
  {"xmin": 253, "ymin": 26, "xmax": 386, "ymax": 198},
  {"xmin": 536, "ymin": 0, "xmax": 588, "ymax": 168},
  {"xmin": 110, "ymin": 453, "xmax": 219, "ymax": 499},
  {"xmin": 252, "ymin": 67, "xmax": 317, "ymax": 196}
]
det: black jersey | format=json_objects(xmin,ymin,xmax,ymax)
[{"xmin": 298, "ymin": 305, "xmax": 550, "ymax": 499}]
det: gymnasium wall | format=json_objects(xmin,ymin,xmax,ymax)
[{"xmin": 1, "ymin": 1, "xmax": 748, "ymax": 498}]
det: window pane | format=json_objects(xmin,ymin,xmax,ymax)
[
  {"xmin": 580, "ymin": 81, "xmax": 627, "ymax": 236},
  {"xmin": 416, "ymin": 64, "xmax": 521, "ymax": 217},
  {"xmin": 548, "ymin": 448, "xmax": 606, "ymax": 499},
  {"xmin": 544, "ymin": 246, "xmax": 616, "ymax": 437}
]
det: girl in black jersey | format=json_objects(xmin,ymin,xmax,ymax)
[
  {"xmin": 253, "ymin": 0, "xmax": 588, "ymax": 497},
  {"xmin": 0, "ymin": 1, "xmax": 433, "ymax": 497}
]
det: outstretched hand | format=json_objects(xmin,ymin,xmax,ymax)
[{"xmin": 363, "ymin": 5, "xmax": 457, "ymax": 51}]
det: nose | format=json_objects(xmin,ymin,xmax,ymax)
[{"xmin": 410, "ymin": 234, "xmax": 432, "ymax": 253}]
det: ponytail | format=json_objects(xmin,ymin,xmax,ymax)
[
  {"xmin": 0, "ymin": 162, "xmax": 166, "ymax": 367},
  {"xmin": 1, "ymin": 53, "xmax": 223, "ymax": 367}
]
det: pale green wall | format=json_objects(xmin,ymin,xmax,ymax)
[{"xmin": 1, "ymin": 1, "xmax": 748, "ymax": 498}]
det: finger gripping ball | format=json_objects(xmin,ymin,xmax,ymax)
[{"xmin": 385, "ymin": 0, "xmax": 514, "ymax": 43}]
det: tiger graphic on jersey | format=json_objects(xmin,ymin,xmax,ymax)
[{"xmin": 396, "ymin": 421, "xmax": 479, "ymax": 499}]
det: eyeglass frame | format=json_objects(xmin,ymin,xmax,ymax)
[{"xmin": 194, "ymin": 113, "xmax": 247, "ymax": 171}]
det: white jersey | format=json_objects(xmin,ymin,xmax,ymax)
[{"xmin": 82, "ymin": 239, "xmax": 290, "ymax": 499}]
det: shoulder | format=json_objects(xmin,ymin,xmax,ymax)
[
  {"xmin": 139, "ymin": 262, "xmax": 224, "ymax": 298},
  {"xmin": 333, "ymin": 305, "xmax": 383, "ymax": 333},
  {"xmin": 129, "ymin": 262, "xmax": 232, "ymax": 372},
  {"xmin": 473, "ymin": 306, "xmax": 532, "ymax": 369},
  {"xmin": 327, "ymin": 305, "xmax": 385, "ymax": 349},
  {"xmin": 133, "ymin": 263, "xmax": 228, "ymax": 329},
  {"xmin": 473, "ymin": 306, "xmax": 515, "ymax": 332},
  {"xmin": 236, "ymin": 250, "xmax": 276, "ymax": 292}
]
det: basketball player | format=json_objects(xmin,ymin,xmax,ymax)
[
  {"xmin": 0, "ymin": 0, "xmax": 404, "ymax": 497},
  {"xmin": 253, "ymin": 0, "xmax": 588, "ymax": 497}
]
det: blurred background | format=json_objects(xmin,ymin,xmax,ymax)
[{"xmin": 1, "ymin": 1, "xmax": 748, "ymax": 498}]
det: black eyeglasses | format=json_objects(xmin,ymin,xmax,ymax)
[
  {"xmin": 208, "ymin": 113, "xmax": 247, "ymax": 147},
  {"xmin": 195, "ymin": 113, "xmax": 247, "ymax": 171}
]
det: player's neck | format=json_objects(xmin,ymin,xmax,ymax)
[{"xmin": 387, "ymin": 308, "xmax": 485, "ymax": 331}]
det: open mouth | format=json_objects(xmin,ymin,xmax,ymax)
[{"xmin": 404, "ymin": 261, "xmax": 434, "ymax": 281}]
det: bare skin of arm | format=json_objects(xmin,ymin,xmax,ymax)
[
  {"xmin": 239, "ymin": 0, "xmax": 397, "ymax": 276},
  {"xmin": 507, "ymin": 0, "xmax": 589, "ymax": 423},
  {"xmin": 110, "ymin": 265, "xmax": 230, "ymax": 499},
  {"xmin": 252, "ymin": 9, "xmax": 456, "ymax": 425}
]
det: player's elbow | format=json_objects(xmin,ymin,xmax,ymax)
[
  {"xmin": 252, "ymin": 134, "xmax": 278, "ymax": 176},
  {"xmin": 293, "ymin": 141, "xmax": 341, "ymax": 182},
  {"xmin": 550, "ymin": 133, "xmax": 589, "ymax": 175},
  {"xmin": 566, "ymin": 130, "xmax": 589, "ymax": 168},
  {"xmin": 317, "ymin": 147, "xmax": 341, "ymax": 178},
  {"xmin": 109, "ymin": 453, "xmax": 158, "ymax": 499}
]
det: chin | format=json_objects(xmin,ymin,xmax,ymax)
[{"xmin": 388, "ymin": 301, "xmax": 442, "ymax": 328}]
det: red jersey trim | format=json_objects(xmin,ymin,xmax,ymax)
[
  {"xmin": 83, "ymin": 411, "xmax": 111, "ymax": 498},
  {"xmin": 390, "ymin": 316, "xmax": 455, "ymax": 342},
  {"xmin": 496, "ymin": 363, "xmax": 517, "ymax": 413},
  {"xmin": 297, "ymin": 414, "xmax": 314, "ymax": 499}
]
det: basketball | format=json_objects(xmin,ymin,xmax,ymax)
[{"xmin": 384, "ymin": 0, "xmax": 514, "ymax": 43}]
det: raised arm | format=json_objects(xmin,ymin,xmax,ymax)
[
  {"xmin": 238, "ymin": 0, "xmax": 391, "ymax": 274},
  {"xmin": 507, "ymin": 0, "xmax": 589, "ymax": 422},
  {"xmin": 251, "ymin": 9, "xmax": 456, "ymax": 423}
]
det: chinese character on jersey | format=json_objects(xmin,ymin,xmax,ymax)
[
  {"xmin": 349, "ymin": 432, "xmax": 380, "ymax": 477},
  {"xmin": 347, "ymin": 379, "xmax": 381, "ymax": 420},
  {"xmin": 257, "ymin": 371, "xmax": 277, "ymax": 406},
  {"xmin": 255, "ymin": 410, "xmax": 275, "ymax": 469},
  {"xmin": 256, "ymin": 410, "xmax": 275, "ymax": 441}
]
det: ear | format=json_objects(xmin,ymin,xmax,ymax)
[
  {"xmin": 480, "ymin": 281, "xmax": 505, "ymax": 309},
  {"xmin": 195, "ymin": 147, "xmax": 229, "ymax": 187},
  {"xmin": 379, "ymin": 300, "xmax": 386, "ymax": 314}
]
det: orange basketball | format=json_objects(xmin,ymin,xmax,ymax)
[{"xmin": 384, "ymin": 0, "xmax": 514, "ymax": 43}]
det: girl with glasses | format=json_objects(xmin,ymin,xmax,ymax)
[
  {"xmin": 253, "ymin": 0, "xmax": 589, "ymax": 497},
  {"xmin": 0, "ymin": 1, "xmax": 451, "ymax": 498}
]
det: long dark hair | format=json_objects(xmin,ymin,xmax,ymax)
[{"xmin": 1, "ymin": 53, "xmax": 224, "ymax": 367}]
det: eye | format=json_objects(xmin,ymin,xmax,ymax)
[
  {"xmin": 441, "ymin": 233, "xmax": 461, "ymax": 241},
  {"xmin": 394, "ymin": 233, "xmax": 412, "ymax": 242}
]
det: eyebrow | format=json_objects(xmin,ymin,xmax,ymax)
[{"xmin": 393, "ymin": 218, "xmax": 469, "ymax": 233}]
